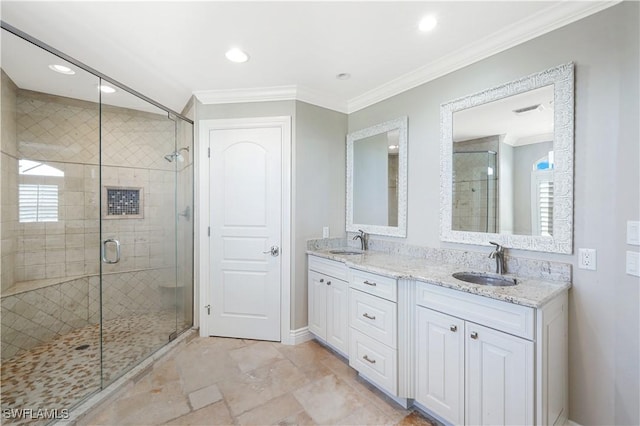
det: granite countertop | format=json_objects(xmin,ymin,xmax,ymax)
[{"xmin": 307, "ymin": 249, "xmax": 571, "ymax": 308}]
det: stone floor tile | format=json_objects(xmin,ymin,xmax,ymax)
[
  {"xmin": 188, "ymin": 383, "xmax": 223, "ymax": 411},
  {"xmin": 229, "ymin": 340, "xmax": 285, "ymax": 373},
  {"xmin": 236, "ymin": 392, "xmax": 304, "ymax": 425},
  {"xmin": 277, "ymin": 410, "xmax": 317, "ymax": 426},
  {"xmin": 218, "ymin": 358, "xmax": 309, "ymax": 416},
  {"xmin": 293, "ymin": 374, "xmax": 365, "ymax": 425},
  {"xmin": 164, "ymin": 400, "xmax": 234, "ymax": 426},
  {"xmin": 275, "ymin": 340, "xmax": 332, "ymax": 368}
]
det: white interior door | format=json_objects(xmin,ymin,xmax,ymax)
[{"xmin": 208, "ymin": 126, "xmax": 282, "ymax": 341}]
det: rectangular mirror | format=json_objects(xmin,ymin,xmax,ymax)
[
  {"xmin": 347, "ymin": 117, "xmax": 407, "ymax": 237},
  {"xmin": 440, "ymin": 63, "xmax": 574, "ymax": 253}
]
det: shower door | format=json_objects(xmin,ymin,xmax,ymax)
[{"xmin": 99, "ymin": 87, "xmax": 179, "ymax": 385}]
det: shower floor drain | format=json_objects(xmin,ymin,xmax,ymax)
[{"xmin": 75, "ymin": 344, "xmax": 90, "ymax": 350}]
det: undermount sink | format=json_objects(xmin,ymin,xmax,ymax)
[
  {"xmin": 329, "ymin": 249, "xmax": 364, "ymax": 255},
  {"xmin": 452, "ymin": 271, "xmax": 517, "ymax": 287}
]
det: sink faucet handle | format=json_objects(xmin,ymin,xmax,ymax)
[{"xmin": 489, "ymin": 241, "xmax": 503, "ymax": 252}]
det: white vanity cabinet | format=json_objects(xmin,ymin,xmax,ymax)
[
  {"xmin": 414, "ymin": 282, "xmax": 567, "ymax": 426},
  {"xmin": 308, "ymin": 256, "xmax": 349, "ymax": 356},
  {"xmin": 348, "ymin": 268, "xmax": 399, "ymax": 395}
]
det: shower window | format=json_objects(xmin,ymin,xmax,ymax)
[{"xmin": 18, "ymin": 183, "xmax": 59, "ymax": 222}]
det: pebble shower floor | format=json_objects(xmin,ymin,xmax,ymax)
[{"xmin": 1, "ymin": 311, "xmax": 181, "ymax": 426}]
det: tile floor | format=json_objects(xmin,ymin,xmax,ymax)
[
  {"xmin": 1, "ymin": 311, "xmax": 187, "ymax": 426},
  {"xmin": 81, "ymin": 337, "xmax": 438, "ymax": 426}
]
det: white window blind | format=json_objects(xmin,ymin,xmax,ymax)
[
  {"xmin": 19, "ymin": 184, "xmax": 59, "ymax": 223},
  {"xmin": 538, "ymin": 181, "xmax": 554, "ymax": 237},
  {"xmin": 531, "ymin": 170, "xmax": 554, "ymax": 237}
]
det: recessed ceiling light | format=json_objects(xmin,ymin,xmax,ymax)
[
  {"xmin": 336, "ymin": 73, "xmax": 351, "ymax": 80},
  {"xmin": 419, "ymin": 15, "xmax": 438, "ymax": 32},
  {"xmin": 98, "ymin": 85, "xmax": 117, "ymax": 94},
  {"xmin": 48, "ymin": 64, "xmax": 75, "ymax": 75},
  {"xmin": 225, "ymin": 48, "xmax": 249, "ymax": 63}
]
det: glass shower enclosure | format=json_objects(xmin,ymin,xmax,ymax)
[{"xmin": 0, "ymin": 24, "xmax": 193, "ymax": 423}]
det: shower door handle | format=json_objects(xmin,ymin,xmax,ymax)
[{"xmin": 102, "ymin": 239, "xmax": 121, "ymax": 264}]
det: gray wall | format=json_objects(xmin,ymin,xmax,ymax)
[
  {"xmin": 348, "ymin": 3, "xmax": 639, "ymax": 424},
  {"xmin": 195, "ymin": 99, "xmax": 347, "ymax": 331},
  {"xmin": 513, "ymin": 140, "xmax": 553, "ymax": 234},
  {"xmin": 294, "ymin": 101, "xmax": 347, "ymax": 328}
]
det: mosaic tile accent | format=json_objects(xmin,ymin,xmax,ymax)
[
  {"xmin": 1, "ymin": 310, "xmax": 182, "ymax": 426},
  {"xmin": 105, "ymin": 187, "xmax": 141, "ymax": 217}
]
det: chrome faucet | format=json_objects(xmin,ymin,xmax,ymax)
[
  {"xmin": 353, "ymin": 229, "xmax": 369, "ymax": 251},
  {"xmin": 488, "ymin": 241, "xmax": 506, "ymax": 274}
]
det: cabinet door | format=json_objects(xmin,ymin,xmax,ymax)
[
  {"xmin": 308, "ymin": 270, "xmax": 327, "ymax": 339},
  {"xmin": 415, "ymin": 307, "xmax": 464, "ymax": 425},
  {"xmin": 465, "ymin": 322, "xmax": 534, "ymax": 426},
  {"xmin": 326, "ymin": 278, "xmax": 348, "ymax": 354}
]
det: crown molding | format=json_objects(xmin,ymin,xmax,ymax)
[
  {"xmin": 193, "ymin": 85, "xmax": 348, "ymax": 114},
  {"xmin": 193, "ymin": 1, "xmax": 619, "ymax": 115},
  {"xmin": 346, "ymin": 0, "xmax": 621, "ymax": 113}
]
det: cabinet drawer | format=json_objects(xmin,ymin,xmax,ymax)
[
  {"xmin": 308, "ymin": 255, "xmax": 348, "ymax": 281},
  {"xmin": 349, "ymin": 328, "xmax": 397, "ymax": 395},
  {"xmin": 350, "ymin": 289, "xmax": 397, "ymax": 348},
  {"xmin": 349, "ymin": 269, "xmax": 397, "ymax": 302},
  {"xmin": 416, "ymin": 281, "xmax": 535, "ymax": 340}
]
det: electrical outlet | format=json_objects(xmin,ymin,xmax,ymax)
[
  {"xmin": 322, "ymin": 226, "xmax": 329, "ymax": 238},
  {"xmin": 578, "ymin": 248, "xmax": 597, "ymax": 270},
  {"xmin": 626, "ymin": 251, "xmax": 640, "ymax": 277},
  {"xmin": 627, "ymin": 221, "xmax": 640, "ymax": 245}
]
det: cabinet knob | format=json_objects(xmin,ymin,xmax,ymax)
[
  {"xmin": 450, "ymin": 325, "xmax": 457, "ymax": 332},
  {"xmin": 363, "ymin": 355, "xmax": 376, "ymax": 364},
  {"xmin": 319, "ymin": 278, "xmax": 324, "ymax": 283},
  {"xmin": 470, "ymin": 331, "xmax": 478, "ymax": 340},
  {"xmin": 327, "ymin": 281, "xmax": 331, "ymax": 286},
  {"xmin": 363, "ymin": 313, "xmax": 376, "ymax": 320}
]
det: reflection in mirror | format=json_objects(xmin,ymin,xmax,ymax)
[
  {"xmin": 440, "ymin": 63, "xmax": 574, "ymax": 254},
  {"xmin": 347, "ymin": 117, "xmax": 407, "ymax": 237},
  {"xmin": 452, "ymin": 85, "xmax": 554, "ymax": 236},
  {"xmin": 353, "ymin": 130, "xmax": 399, "ymax": 227}
]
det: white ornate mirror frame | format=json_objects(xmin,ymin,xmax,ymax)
[
  {"xmin": 347, "ymin": 116, "xmax": 408, "ymax": 237},
  {"xmin": 440, "ymin": 63, "xmax": 574, "ymax": 253}
]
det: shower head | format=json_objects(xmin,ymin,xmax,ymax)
[{"xmin": 164, "ymin": 147, "xmax": 190, "ymax": 163}]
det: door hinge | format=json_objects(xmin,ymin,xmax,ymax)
[
  {"xmin": 207, "ymin": 226, "xmax": 210, "ymax": 237},
  {"xmin": 205, "ymin": 304, "xmax": 211, "ymax": 315},
  {"xmin": 207, "ymin": 147, "xmax": 210, "ymax": 158}
]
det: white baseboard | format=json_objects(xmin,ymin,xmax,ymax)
[
  {"xmin": 282, "ymin": 326, "xmax": 313, "ymax": 345},
  {"xmin": 567, "ymin": 421, "xmax": 582, "ymax": 426}
]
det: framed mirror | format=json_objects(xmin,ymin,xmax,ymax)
[
  {"xmin": 347, "ymin": 116, "xmax": 408, "ymax": 237},
  {"xmin": 440, "ymin": 63, "xmax": 574, "ymax": 253}
]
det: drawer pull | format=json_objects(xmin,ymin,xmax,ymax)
[
  {"xmin": 362, "ymin": 313, "xmax": 376, "ymax": 320},
  {"xmin": 363, "ymin": 280, "xmax": 377, "ymax": 287},
  {"xmin": 450, "ymin": 325, "xmax": 457, "ymax": 332},
  {"xmin": 363, "ymin": 355, "xmax": 376, "ymax": 364},
  {"xmin": 470, "ymin": 331, "xmax": 478, "ymax": 340}
]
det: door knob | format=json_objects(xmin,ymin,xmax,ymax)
[{"xmin": 263, "ymin": 245, "xmax": 280, "ymax": 257}]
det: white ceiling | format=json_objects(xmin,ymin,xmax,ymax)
[
  {"xmin": 454, "ymin": 85, "xmax": 554, "ymax": 147},
  {"xmin": 0, "ymin": 1, "xmax": 618, "ymax": 114}
]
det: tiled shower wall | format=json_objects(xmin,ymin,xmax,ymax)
[
  {"xmin": 1, "ymin": 71, "xmax": 188, "ymax": 359},
  {"xmin": 452, "ymin": 136, "xmax": 499, "ymax": 233},
  {"xmin": 1, "ymin": 71, "xmax": 18, "ymax": 294}
]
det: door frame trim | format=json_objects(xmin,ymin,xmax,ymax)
[{"xmin": 197, "ymin": 116, "xmax": 292, "ymax": 342}]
